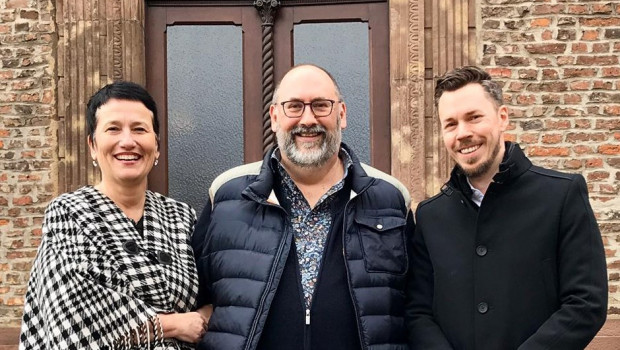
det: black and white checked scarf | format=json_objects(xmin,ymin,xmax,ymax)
[{"xmin": 19, "ymin": 186, "xmax": 200, "ymax": 349}]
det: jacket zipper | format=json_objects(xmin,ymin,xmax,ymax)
[
  {"xmin": 301, "ymin": 214, "xmax": 338, "ymax": 350},
  {"xmin": 292, "ymin": 241, "xmax": 312, "ymax": 350},
  {"xmin": 341, "ymin": 197, "xmax": 368, "ymax": 350},
  {"xmin": 244, "ymin": 200, "xmax": 289, "ymax": 350}
]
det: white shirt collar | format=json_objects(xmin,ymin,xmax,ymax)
[{"xmin": 466, "ymin": 177, "xmax": 485, "ymax": 207}]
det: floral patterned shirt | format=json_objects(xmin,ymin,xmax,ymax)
[{"xmin": 273, "ymin": 148, "xmax": 353, "ymax": 309}]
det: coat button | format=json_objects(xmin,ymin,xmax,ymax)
[
  {"xmin": 477, "ymin": 302, "xmax": 489, "ymax": 314},
  {"xmin": 376, "ymin": 224, "xmax": 383, "ymax": 230},
  {"xmin": 476, "ymin": 245, "xmax": 488, "ymax": 257}
]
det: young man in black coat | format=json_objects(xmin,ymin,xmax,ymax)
[{"xmin": 407, "ymin": 66, "xmax": 608, "ymax": 349}]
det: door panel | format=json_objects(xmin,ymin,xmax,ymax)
[
  {"xmin": 274, "ymin": 3, "xmax": 390, "ymax": 171},
  {"xmin": 146, "ymin": 2, "xmax": 388, "ymax": 210},
  {"xmin": 294, "ymin": 22, "xmax": 371, "ymax": 164},
  {"xmin": 146, "ymin": 6, "xmax": 263, "ymax": 201},
  {"xmin": 167, "ymin": 25, "xmax": 244, "ymax": 211}
]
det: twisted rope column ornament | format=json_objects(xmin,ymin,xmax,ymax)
[{"xmin": 254, "ymin": 0, "xmax": 280, "ymax": 155}]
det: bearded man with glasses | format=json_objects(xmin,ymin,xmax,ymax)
[{"xmin": 192, "ymin": 64, "xmax": 414, "ymax": 350}]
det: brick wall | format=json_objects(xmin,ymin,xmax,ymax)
[
  {"xmin": 480, "ymin": 0, "xmax": 620, "ymax": 316},
  {"xmin": 0, "ymin": 0, "xmax": 56, "ymax": 327}
]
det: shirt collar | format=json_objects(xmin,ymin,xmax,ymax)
[{"xmin": 466, "ymin": 176, "xmax": 485, "ymax": 207}]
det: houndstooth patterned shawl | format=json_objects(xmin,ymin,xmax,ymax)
[{"xmin": 19, "ymin": 186, "xmax": 200, "ymax": 349}]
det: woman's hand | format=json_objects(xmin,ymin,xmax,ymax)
[{"xmin": 159, "ymin": 311, "xmax": 208, "ymax": 343}]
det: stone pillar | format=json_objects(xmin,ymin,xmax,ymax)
[{"xmin": 56, "ymin": 0, "xmax": 146, "ymax": 193}]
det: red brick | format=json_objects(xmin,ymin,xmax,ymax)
[
  {"xmin": 518, "ymin": 69, "xmax": 538, "ymax": 79},
  {"xmin": 575, "ymin": 119, "xmax": 591, "ymax": 129},
  {"xmin": 576, "ymin": 55, "xmax": 618, "ymax": 65},
  {"xmin": 508, "ymin": 81, "xmax": 525, "ymax": 92},
  {"xmin": 554, "ymin": 107, "xmax": 580, "ymax": 116},
  {"xmin": 12, "ymin": 80, "xmax": 36, "ymax": 90},
  {"xmin": 517, "ymin": 94, "xmax": 537, "ymax": 105},
  {"xmin": 574, "ymin": 145, "xmax": 595, "ymax": 154},
  {"xmin": 592, "ymin": 43, "xmax": 611, "ymax": 53},
  {"xmin": 535, "ymin": 58, "xmax": 552, "ymax": 66},
  {"xmin": 519, "ymin": 133, "xmax": 539, "ymax": 144},
  {"xmin": 532, "ymin": 4, "xmax": 564, "ymax": 15},
  {"xmin": 563, "ymin": 68, "xmax": 597, "ymax": 78},
  {"xmin": 570, "ymin": 81, "xmax": 591, "ymax": 91},
  {"xmin": 541, "ymin": 82, "xmax": 568, "ymax": 92},
  {"xmin": 604, "ymin": 105, "xmax": 620, "ymax": 115},
  {"xmin": 563, "ymin": 159, "xmax": 582, "ymax": 170},
  {"xmin": 541, "ymin": 69, "xmax": 559, "ymax": 80},
  {"xmin": 557, "ymin": 56, "xmax": 575, "ymax": 65},
  {"xmin": 542, "ymin": 134, "xmax": 562, "ymax": 144},
  {"xmin": 567, "ymin": 5, "xmax": 587, "ymax": 14},
  {"xmin": 6, "ymin": 0, "xmax": 29, "ymax": 8},
  {"xmin": 486, "ymin": 68, "xmax": 511, "ymax": 78},
  {"xmin": 580, "ymin": 17, "xmax": 620, "ymax": 27},
  {"xmin": 542, "ymin": 94, "xmax": 561, "ymax": 104},
  {"xmin": 563, "ymin": 94, "xmax": 582, "ymax": 104},
  {"xmin": 586, "ymin": 159, "xmax": 604, "ymax": 168},
  {"xmin": 566, "ymin": 133, "xmax": 589, "ymax": 143},
  {"xmin": 587, "ymin": 171, "xmax": 610, "ymax": 181},
  {"xmin": 603, "ymin": 67, "xmax": 620, "ymax": 77},
  {"xmin": 592, "ymin": 4, "xmax": 612, "ymax": 14},
  {"xmin": 594, "ymin": 81, "xmax": 614, "ymax": 90},
  {"xmin": 531, "ymin": 18, "xmax": 552, "ymax": 27},
  {"xmin": 528, "ymin": 146, "xmax": 570, "ymax": 157},
  {"xmin": 12, "ymin": 196, "xmax": 32, "ymax": 206},
  {"xmin": 571, "ymin": 43, "xmax": 588, "ymax": 53},
  {"xmin": 582, "ymin": 30, "xmax": 599, "ymax": 41},
  {"xmin": 545, "ymin": 120, "xmax": 571, "ymax": 130},
  {"xmin": 600, "ymin": 184, "xmax": 618, "ymax": 194},
  {"xmin": 504, "ymin": 133, "xmax": 516, "ymax": 143},
  {"xmin": 599, "ymin": 145, "xmax": 620, "ymax": 155}
]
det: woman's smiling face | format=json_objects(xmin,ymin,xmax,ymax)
[{"xmin": 89, "ymin": 98, "xmax": 159, "ymax": 188}]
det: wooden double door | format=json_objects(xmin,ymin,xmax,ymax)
[{"xmin": 146, "ymin": 0, "xmax": 389, "ymax": 211}]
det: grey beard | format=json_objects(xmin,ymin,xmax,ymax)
[{"xmin": 277, "ymin": 124, "xmax": 341, "ymax": 168}]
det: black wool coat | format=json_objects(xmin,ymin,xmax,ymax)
[{"xmin": 406, "ymin": 142, "xmax": 608, "ymax": 350}]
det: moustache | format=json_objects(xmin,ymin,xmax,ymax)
[{"xmin": 289, "ymin": 125, "xmax": 327, "ymax": 136}]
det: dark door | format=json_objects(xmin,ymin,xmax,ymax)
[{"xmin": 146, "ymin": 0, "xmax": 389, "ymax": 211}]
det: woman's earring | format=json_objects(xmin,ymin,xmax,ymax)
[
  {"xmin": 92, "ymin": 160, "xmax": 98, "ymax": 167},
  {"xmin": 154, "ymin": 159, "xmax": 159, "ymax": 166}
]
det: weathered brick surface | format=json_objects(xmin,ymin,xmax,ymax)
[
  {"xmin": 482, "ymin": 0, "xmax": 620, "ymax": 317},
  {"xmin": 0, "ymin": 0, "xmax": 56, "ymax": 326}
]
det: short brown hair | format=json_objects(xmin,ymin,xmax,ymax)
[{"xmin": 434, "ymin": 66, "xmax": 503, "ymax": 108}]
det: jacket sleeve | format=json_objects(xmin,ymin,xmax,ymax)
[
  {"xmin": 405, "ymin": 207, "xmax": 454, "ymax": 350},
  {"xmin": 519, "ymin": 175, "xmax": 608, "ymax": 350},
  {"xmin": 192, "ymin": 196, "xmax": 213, "ymax": 307}
]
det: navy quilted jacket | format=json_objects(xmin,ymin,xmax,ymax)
[{"xmin": 193, "ymin": 145, "xmax": 414, "ymax": 350}]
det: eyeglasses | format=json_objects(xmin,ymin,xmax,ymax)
[{"xmin": 279, "ymin": 99, "xmax": 339, "ymax": 118}]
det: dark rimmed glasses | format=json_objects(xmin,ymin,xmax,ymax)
[{"xmin": 279, "ymin": 99, "xmax": 339, "ymax": 118}]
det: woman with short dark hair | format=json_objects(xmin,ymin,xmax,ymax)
[{"xmin": 20, "ymin": 81, "xmax": 211, "ymax": 349}]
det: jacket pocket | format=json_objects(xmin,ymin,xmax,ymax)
[{"xmin": 355, "ymin": 212, "xmax": 407, "ymax": 274}]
